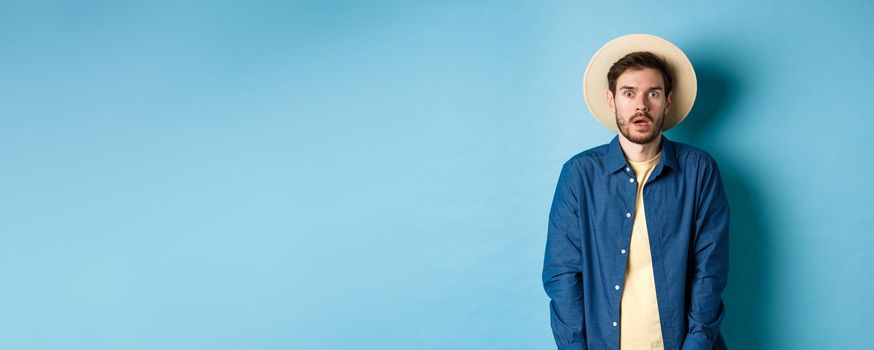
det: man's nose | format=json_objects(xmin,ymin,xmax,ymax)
[{"xmin": 635, "ymin": 94, "xmax": 650, "ymax": 112}]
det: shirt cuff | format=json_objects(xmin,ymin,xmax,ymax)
[{"xmin": 681, "ymin": 333, "xmax": 713, "ymax": 350}]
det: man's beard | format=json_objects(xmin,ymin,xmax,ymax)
[{"xmin": 615, "ymin": 110, "xmax": 665, "ymax": 145}]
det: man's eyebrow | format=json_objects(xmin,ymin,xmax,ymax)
[{"xmin": 618, "ymin": 86, "xmax": 664, "ymax": 91}]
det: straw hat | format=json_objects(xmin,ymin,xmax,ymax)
[{"xmin": 583, "ymin": 34, "xmax": 697, "ymax": 132}]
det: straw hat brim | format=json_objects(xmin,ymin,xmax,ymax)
[{"xmin": 583, "ymin": 34, "xmax": 697, "ymax": 132}]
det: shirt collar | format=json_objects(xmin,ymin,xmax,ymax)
[{"xmin": 605, "ymin": 134, "xmax": 680, "ymax": 174}]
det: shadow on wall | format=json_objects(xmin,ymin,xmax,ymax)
[{"xmin": 671, "ymin": 56, "xmax": 773, "ymax": 350}]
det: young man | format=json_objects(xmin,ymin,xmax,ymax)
[{"xmin": 542, "ymin": 34, "xmax": 730, "ymax": 350}]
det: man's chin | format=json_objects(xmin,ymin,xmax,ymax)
[{"xmin": 623, "ymin": 131, "xmax": 660, "ymax": 145}]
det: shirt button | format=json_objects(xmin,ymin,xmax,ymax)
[
  {"xmin": 625, "ymin": 167, "xmax": 630, "ymax": 172},
  {"xmin": 629, "ymin": 178, "xmax": 635, "ymax": 183},
  {"xmin": 626, "ymin": 212, "xmax": 631, "ymax": 218},
  {"xmin": 612, "ymin": 321, "xmax": 618, "ymax": 327},
  {"xmin": 614, "ymin": 284, "xmax": 620, "ymax": 290},
  {"xmin": 621, "ymin": 249, "xmax": 627, "ymax": 254}
]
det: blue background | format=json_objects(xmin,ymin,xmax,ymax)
[{"xmin": 2, "ymin": 1, "xmax": 872, "ymax": 349}]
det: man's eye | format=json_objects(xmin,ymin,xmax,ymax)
[
  {"xmin": 624, "ymin": 91, "xmax": 633, "ymax": 97},
  {"xmin": 649, "ymin": 91, "xmax": 660, "ymax": 97}
]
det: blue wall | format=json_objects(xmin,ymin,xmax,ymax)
[{"xmin": 2, "ymin": 1, "xmax": 872, "ymax": 349}]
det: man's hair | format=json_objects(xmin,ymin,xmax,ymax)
[{"xmin": 607, "ymin": 51, "xmax": 673, "ymax": 96}]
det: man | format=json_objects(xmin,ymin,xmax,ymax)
[{"xmin": 542, "ymin": 34, "xmax": 730, "ymax": 350}]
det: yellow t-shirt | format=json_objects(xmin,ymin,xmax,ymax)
[{"xmin": 620, "ymin": 151, "xmax": 665, "ymax": 350}]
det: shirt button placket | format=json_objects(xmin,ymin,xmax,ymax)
[
  {"xmin": 620, "ymin": 172, "xmax": 634, "ymax": 331},
  {"xmin": 620, "ymin": 169, "xmax": 634, "ymax": 330}
]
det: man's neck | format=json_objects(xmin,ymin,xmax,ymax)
[{"xmin": 618, "ymin": 133, "xmax": 663, "ymax": 162}]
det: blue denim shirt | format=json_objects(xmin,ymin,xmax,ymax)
[{"xmin": 542, "ymin": 135, "xmax": 729, "ymax": 350}]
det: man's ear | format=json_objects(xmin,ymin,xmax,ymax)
[
  {"xmin": 606, "ymin": 89, "xmax": 615, "ymax": 112},
  {"xmin": 665, "ymin": 91, "xmax": 672, "ymax": 113}
]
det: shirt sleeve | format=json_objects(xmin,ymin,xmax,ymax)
[
  {"xmin": 542, "ymin": 161, "xmax": 587, "ymax": 350},
  {"xmin": 683, "ymin": 155, "xmax": 730, "ymax": 350}
]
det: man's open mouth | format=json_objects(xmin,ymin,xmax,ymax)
[{"xmin": 632, "ymin": 115, "xmax": 651, "ymax": 127}]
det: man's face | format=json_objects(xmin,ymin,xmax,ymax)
[{"xmin": 606, "ymin": 67, "xmax": 672, "ymax": 145}]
